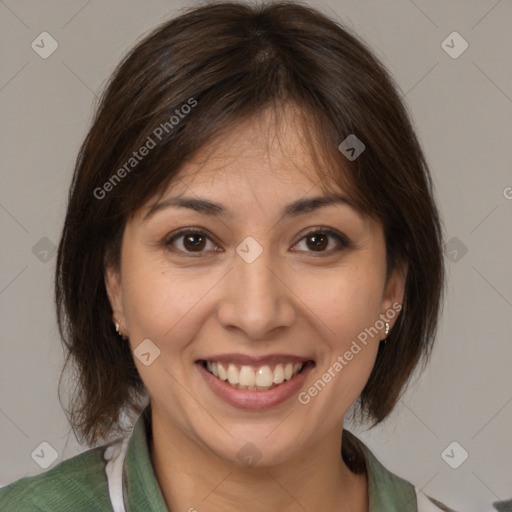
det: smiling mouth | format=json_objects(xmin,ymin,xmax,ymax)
[{"xmin": 200, "ymin": 360, "xmax": 314, "ymax": 391}]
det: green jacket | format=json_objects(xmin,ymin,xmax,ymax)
[{"xmin": 0, "ymin": 407, "xmax": 457, "ymax": 511}]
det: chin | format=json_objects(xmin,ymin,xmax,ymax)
[{"xmin": 201, "ymin": 423, "xmax": 309, "ymax": 469}]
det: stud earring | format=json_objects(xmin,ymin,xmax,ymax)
[
  {"xmin": 114, "ymin": 319, "xmax": 127, "ymax": 340},
  {"xmin": 385, "ymin": 322, "xmax": 390, "ymax": 337}
]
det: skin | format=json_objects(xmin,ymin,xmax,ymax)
[{"xmin": 106, "ymin": 106, "xmax": 405, "ymax": 512}]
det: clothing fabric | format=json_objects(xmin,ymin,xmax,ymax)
[
  {"xmin": 0, "ymin": 407, "xmax": 454, "ymax": 511},
  {"xmin": 493, "ymin": 500, "xmax": 512, "ymax": 512}
]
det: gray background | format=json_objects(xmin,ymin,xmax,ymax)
[{"xmin": 1, "ymin": 1, "xmax": 511, "ymax": 510}]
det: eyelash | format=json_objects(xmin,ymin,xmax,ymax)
[{"xmin": 163, "ymin": 227, "xmax": 351, "ymax": 256}]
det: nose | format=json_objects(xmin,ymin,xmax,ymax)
[{"xmin": 216, "ymin": 248, "xmax": 296, "ymax": 340}]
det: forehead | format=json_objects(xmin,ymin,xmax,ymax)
[{"xmin": 168, "ymin": 105, "xmax": 336, "ymax": 196}]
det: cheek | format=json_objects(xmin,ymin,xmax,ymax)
[
  {"xmin": 293, "ymin": 266, "xmax": 384, "ymax": 408},
  {"xmin": 120, "ymin": 250, "xmax": 222, "ymax": 353},
  {"xmin": 119, "ymin": 259, "xmax": 217, "ymax": 410},
  {"xmin": 297, "ymin": 262, "xmax": 385, "ymax": 346}
]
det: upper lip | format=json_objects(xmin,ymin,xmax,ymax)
[{"xmin": 197, "ymin": 353, "xmax": 314, "ymax": 366}]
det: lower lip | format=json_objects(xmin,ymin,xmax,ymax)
[{"xmin": 197, "ymin": 361, "xmax": 315, "ymax": 410}]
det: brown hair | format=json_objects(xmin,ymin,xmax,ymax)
[{"xmin": 56, "ymin": 0, "xmax": 444, "ymax": 469}]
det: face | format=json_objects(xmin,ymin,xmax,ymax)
[{"xmin": 106, "ymin": 107, "xmax": 405, "ymax": 468}]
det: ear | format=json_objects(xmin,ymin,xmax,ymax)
[
  {"xmin": 381, "ymin": 263, "xmax": 407, "ymax": 329},
  {"xmin": 104, "ymin": 264, "xmax": 127, "ymax": 336}
]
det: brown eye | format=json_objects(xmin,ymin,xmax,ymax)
[
  {"xmin": 293, "ymin": 228, "xmax": 349, "ymax": 254},
  {"xmin": 165, "ymin": 229, "xmax": 218, "ymax": 254},
  {"xmin": 182, "ymin": 233, "xmax": 206, "ymax": 251},
  {"xmin": 305, "ymin": 233, "xmax": 329, "ymax": 251}
]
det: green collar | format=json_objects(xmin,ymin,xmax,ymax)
[
  {"xmin": 124, "ymin": 407, "xmax": 168, "ymax": 511},
  {"xmin": 123, "ymin": 407, "xmax": 416, "ymax": 511},
  {"xmin": 361, "ymin": 437, "xmax": 417, "ymax": 511}
]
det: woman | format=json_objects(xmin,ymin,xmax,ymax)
[{"xmin": 0, "ymin": 2, "xmax": 460, "ymax": 510}]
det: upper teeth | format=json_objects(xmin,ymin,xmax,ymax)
[{"xmin": 205, "ymin": 361, "xmax": 304, "ymax": 389}]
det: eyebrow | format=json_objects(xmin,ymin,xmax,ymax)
[{"xmin": 143, "ymin": 193, "xmax": 357, "ymax": 221}]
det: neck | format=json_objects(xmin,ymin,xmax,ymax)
[{"xmin": 149, "ymin": 409, "xmax": 368, "ymax": 512}]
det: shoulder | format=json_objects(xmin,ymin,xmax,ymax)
[
  {"xmin": 347, "ymin": 431, "xmax": 459, "ymax": 512},
  {"xmin": 492, "ymin": 498, "xmax": 512, "ymax": 512},
  {"xmin": 0, "ymin": 444, "xmax": 114, "ymax": 512}
]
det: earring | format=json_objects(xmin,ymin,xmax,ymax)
[
  {"xmin": 114, "ymin": 319, "xmax": 127, "ymax": 340},
  {"xmin": 381, "ymin": 322, "xmax": 391, "ymax": 344}
]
